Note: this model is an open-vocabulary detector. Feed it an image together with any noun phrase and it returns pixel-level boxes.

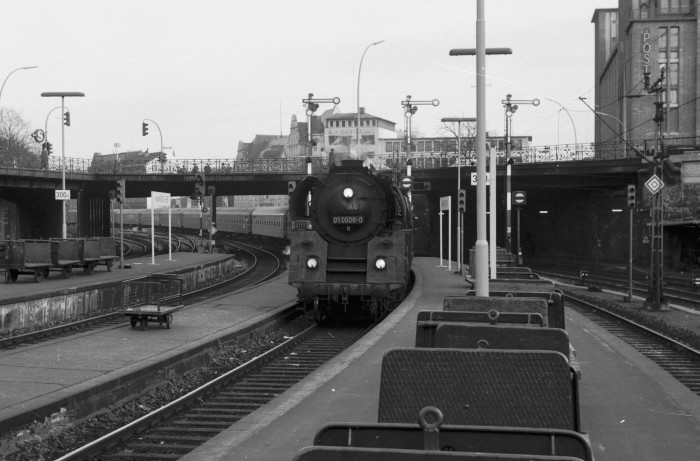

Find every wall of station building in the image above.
[593,5,699,152]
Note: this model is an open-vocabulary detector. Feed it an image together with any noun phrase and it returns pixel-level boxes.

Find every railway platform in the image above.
[181,257,700,461]
[0,259,298,433]
[0,251,230,305]
[0,251,243,334]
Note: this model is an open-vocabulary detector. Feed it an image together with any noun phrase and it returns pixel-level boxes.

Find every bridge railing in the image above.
[0,140,653,176]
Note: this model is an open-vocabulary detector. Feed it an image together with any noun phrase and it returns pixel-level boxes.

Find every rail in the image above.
[0,139,661,176]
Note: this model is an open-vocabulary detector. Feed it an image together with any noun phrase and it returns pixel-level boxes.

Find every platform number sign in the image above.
[513,191,526,206]
[470,172,490,186]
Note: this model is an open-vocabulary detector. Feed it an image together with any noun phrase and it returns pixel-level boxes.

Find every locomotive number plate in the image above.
[332,216,364,225]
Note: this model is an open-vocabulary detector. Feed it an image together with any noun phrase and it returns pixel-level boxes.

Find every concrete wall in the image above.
[0,255,239,333]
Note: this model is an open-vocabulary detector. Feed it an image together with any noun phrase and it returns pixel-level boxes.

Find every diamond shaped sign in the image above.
[645,174,664,194]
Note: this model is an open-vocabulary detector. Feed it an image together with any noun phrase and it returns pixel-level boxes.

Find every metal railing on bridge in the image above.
[0,139,655,176]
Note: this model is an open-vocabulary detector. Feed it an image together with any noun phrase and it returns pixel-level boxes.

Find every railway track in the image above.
[53,324,368,461]
[566,293,700,395]
[534,265,700,310]
[0,243,278,349]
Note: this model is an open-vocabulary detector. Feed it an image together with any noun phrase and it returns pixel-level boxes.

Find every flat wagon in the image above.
[120,274,184,330]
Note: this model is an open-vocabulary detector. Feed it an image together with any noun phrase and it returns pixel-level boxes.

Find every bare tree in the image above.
[0,108,33,155]
[438,119,478,163]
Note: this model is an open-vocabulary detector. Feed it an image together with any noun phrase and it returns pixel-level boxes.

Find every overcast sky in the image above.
[1,0,618,159]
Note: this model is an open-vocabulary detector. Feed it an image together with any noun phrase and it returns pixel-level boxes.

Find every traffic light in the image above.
[458,189,467,213]
[158,152,166,163]
[662,158,682,185]
[626,184,636,209]
[288,180,296,195]
[116,179,126,204]
[142,121,149,136]
[194,172,206,199]
[46,142,53,155]
[63,111,70,126]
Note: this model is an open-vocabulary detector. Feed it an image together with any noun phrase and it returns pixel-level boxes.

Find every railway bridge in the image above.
[1,147,698,269]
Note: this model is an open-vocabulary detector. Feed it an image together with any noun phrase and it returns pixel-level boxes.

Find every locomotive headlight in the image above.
[343,187,354,199]
[375,257,387,270]
[306,257,319,269]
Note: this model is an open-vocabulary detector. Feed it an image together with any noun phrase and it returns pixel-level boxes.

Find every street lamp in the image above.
[356,40,384,158]
[41,91,85,239]
[450,0,512,296]
[502,94,539,255]
[441,117,476,276]
[0,66,38,151]
[142,118,164,172]
[542,98,578,151]
[0,66,38,107]
[593,109,625,144]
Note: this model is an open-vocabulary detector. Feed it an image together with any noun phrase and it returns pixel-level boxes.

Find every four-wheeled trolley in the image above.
[49,238,82,278]
[120,274,184,330]
[3,240,52,283]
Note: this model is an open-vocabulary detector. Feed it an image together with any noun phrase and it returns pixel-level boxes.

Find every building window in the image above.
[385,142,394,152]
[659,0,693,15]
[659,26,680,132]
[424,140,432,152]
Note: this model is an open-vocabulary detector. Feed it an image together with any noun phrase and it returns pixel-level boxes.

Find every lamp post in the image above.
[0,66,38,107]
[142,118,164,172]
[542,98,577,156]
[1,66,38,151]
[356,40,384,158]
[41,91,85,239]
[594,110,625,144]
[450,1,512,296]
[441,117,476,276]
[502,94,539,255]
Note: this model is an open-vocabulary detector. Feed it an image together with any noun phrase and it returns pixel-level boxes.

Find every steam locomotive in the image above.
[287,159,413,322]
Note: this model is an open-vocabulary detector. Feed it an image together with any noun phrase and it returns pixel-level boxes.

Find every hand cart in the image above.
[4,240,52,283]
[120,273,184,330]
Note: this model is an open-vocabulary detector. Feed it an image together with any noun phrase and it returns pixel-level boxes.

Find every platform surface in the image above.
[0,255,297,429]
[181,257,700,461]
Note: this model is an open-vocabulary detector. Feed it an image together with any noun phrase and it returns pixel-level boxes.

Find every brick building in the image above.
[592,1,699,152]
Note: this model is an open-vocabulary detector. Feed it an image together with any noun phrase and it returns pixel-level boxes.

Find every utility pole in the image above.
[643,67,668,311]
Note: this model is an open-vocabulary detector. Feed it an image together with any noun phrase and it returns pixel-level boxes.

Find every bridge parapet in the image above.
[0,139,664,176]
